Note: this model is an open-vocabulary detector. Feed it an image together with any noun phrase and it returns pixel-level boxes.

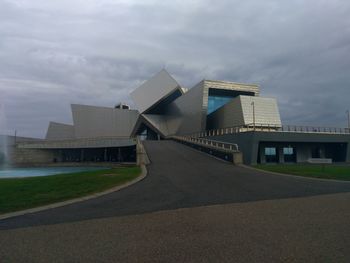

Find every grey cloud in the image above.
[0,0,349,137]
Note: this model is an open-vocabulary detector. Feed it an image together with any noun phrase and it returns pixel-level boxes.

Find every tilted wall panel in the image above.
[130,69,181,113]
[240,96,281,126]
[207,97,244,129]
[45,122,75,140]
[166,81,206,135]
[207,96,281,129]
[72,104,139,138]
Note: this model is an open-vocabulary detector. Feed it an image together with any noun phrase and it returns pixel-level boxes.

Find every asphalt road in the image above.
[1,140,350,230]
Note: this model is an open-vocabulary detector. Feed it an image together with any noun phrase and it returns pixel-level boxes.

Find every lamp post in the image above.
[251,101,255,130]
[347,110,350,132]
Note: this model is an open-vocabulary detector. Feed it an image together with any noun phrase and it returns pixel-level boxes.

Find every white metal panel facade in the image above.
[130,69,181,113]
[71,104,139,138]
[207,95,281,129]
[241,96,281,127]
[166,81,207,135]
[45,122,75,140]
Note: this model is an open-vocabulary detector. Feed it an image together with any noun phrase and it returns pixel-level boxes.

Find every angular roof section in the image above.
[131,113,183,138]
[45,122,75,140]
[71,104,139,139]
[203,80,260,96]
[130,69,183,114]
[131,114,167,138]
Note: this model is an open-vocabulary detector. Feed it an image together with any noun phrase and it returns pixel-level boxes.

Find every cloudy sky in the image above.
[0,0,349,138]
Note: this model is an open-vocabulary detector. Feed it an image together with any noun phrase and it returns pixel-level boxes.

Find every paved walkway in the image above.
[1,140,350,230]
[1,193,350,262]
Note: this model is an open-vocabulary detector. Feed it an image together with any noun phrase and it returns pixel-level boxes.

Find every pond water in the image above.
[0,167,107,179]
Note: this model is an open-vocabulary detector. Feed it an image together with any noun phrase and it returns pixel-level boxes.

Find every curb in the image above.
[0,165,148,221]
[240,164,350,183]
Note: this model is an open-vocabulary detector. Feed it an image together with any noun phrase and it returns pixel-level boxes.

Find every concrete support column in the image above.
[80,149,84,162]
[250,142,259,165]
[346,144,350,163]
[278,147,284,163]
[118,148,122,162]
[104,148,107,162]
[59,149,63,162]
[319,146,326,158]
[259,146,266,164]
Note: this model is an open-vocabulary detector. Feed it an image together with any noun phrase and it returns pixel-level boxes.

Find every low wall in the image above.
[6,145,138,167]
[9,147,58,165]
[172,138,243,165]
[10,162,137,168]
[136,139,150,165]
[208,131,350,165]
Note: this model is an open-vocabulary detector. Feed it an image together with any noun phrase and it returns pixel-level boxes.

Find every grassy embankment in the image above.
[254,164,350,181]
[0,166,141,214]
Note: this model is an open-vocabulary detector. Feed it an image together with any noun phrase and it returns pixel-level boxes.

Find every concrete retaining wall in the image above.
[7,145,139,167]
[209,131,350,165]
[9,147,58,165]
[173,139,243,165]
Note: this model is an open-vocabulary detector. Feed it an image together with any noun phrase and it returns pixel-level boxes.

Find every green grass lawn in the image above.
[0,166,141,214]
[254,164,350,181]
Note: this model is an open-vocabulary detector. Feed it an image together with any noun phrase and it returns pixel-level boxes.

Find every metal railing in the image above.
[188,124,350,138]
[172,136,239,152]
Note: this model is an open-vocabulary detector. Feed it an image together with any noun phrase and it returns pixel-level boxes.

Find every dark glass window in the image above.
[265,147,278,163]
[207,88,255,115]
[311,147,321,158]
[207,96,233,114]
[283,147,293,155]
[283,147,296,162]
[265,147,276,156]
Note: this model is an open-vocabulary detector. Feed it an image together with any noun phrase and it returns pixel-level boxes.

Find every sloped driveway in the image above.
[1,140,350,230]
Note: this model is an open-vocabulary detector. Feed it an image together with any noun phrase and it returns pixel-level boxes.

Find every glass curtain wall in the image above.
[207,96,234,114]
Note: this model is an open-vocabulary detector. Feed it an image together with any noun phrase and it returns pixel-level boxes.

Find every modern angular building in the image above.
[6,69,350,166]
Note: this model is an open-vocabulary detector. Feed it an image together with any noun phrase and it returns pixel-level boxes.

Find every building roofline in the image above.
[70,103,139,112]
[203,79,259,87]
[48,121,73,127]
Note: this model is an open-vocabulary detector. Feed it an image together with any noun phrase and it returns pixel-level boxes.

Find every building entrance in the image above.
[136,124,161,140]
